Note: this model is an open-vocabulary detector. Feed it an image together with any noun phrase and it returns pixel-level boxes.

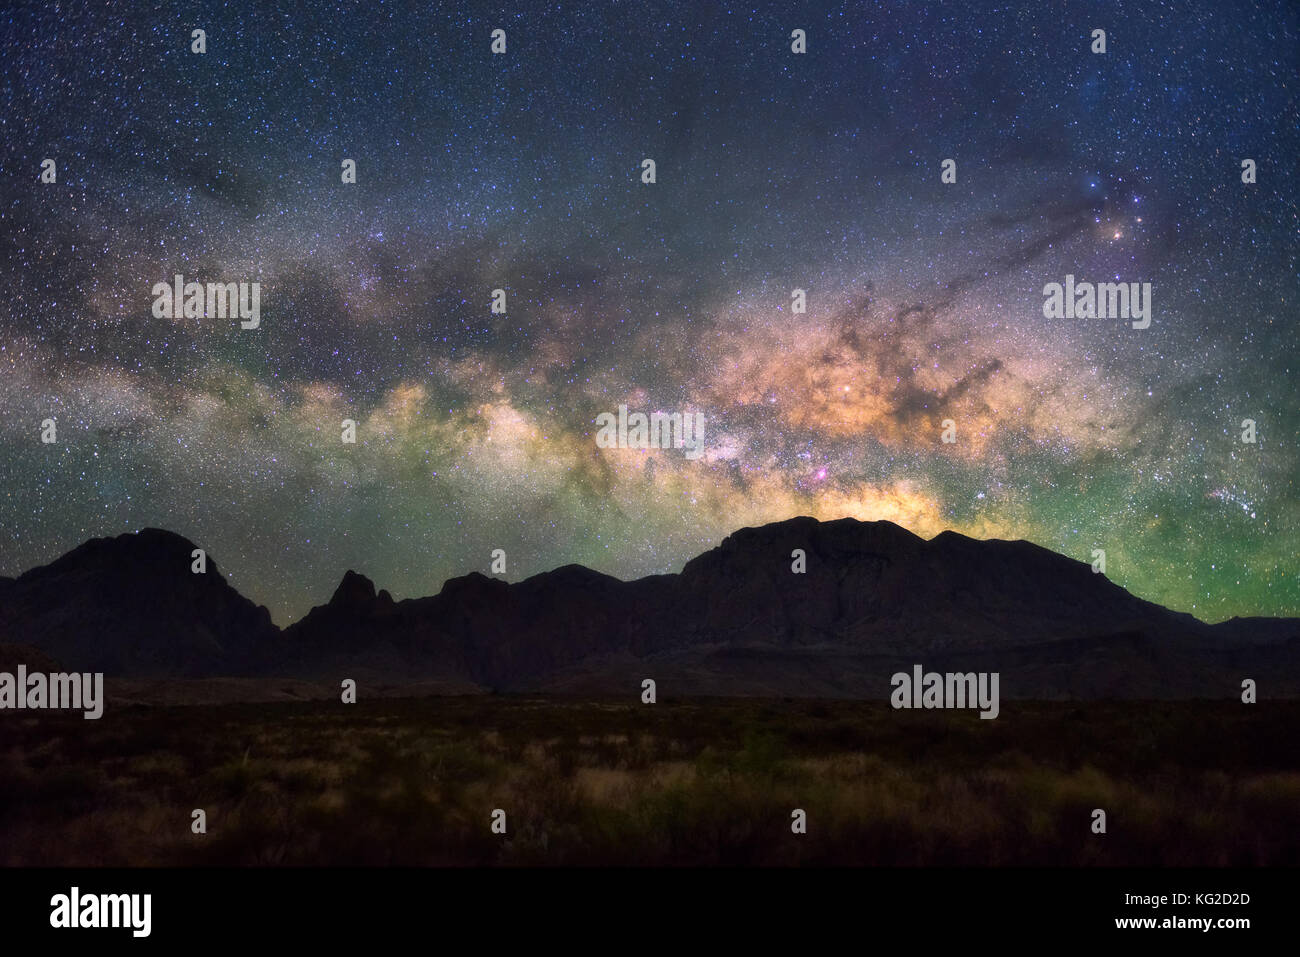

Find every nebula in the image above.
[0,1,1295,625]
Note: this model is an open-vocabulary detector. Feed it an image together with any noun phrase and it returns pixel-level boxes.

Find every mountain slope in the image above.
[0,528,277,676]
[3,518,1297,697]
[280,516,1299,696]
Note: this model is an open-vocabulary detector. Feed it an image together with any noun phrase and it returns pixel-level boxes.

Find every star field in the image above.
[1,0,1296,624]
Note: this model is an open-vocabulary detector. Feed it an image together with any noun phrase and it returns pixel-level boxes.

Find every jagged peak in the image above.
[329,569,377,606]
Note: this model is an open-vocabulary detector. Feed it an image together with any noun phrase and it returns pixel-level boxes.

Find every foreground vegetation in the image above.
[2,696,1298,865]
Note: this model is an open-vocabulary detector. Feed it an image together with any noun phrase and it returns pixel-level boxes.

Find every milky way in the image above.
[1,1,1295,624]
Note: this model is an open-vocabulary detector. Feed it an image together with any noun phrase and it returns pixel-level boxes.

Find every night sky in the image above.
[1,1,1295,625]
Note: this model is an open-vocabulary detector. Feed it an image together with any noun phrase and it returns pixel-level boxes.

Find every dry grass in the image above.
[1,696,1297,865]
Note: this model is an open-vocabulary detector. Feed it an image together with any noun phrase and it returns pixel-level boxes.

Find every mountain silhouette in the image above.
[0,528,276,677]
[2,518,1298,697]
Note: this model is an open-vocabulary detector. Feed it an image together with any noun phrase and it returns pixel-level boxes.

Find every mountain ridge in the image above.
[2,519,1297,697]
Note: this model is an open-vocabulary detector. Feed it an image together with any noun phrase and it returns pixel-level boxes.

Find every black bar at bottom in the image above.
[0,867,1280,944]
